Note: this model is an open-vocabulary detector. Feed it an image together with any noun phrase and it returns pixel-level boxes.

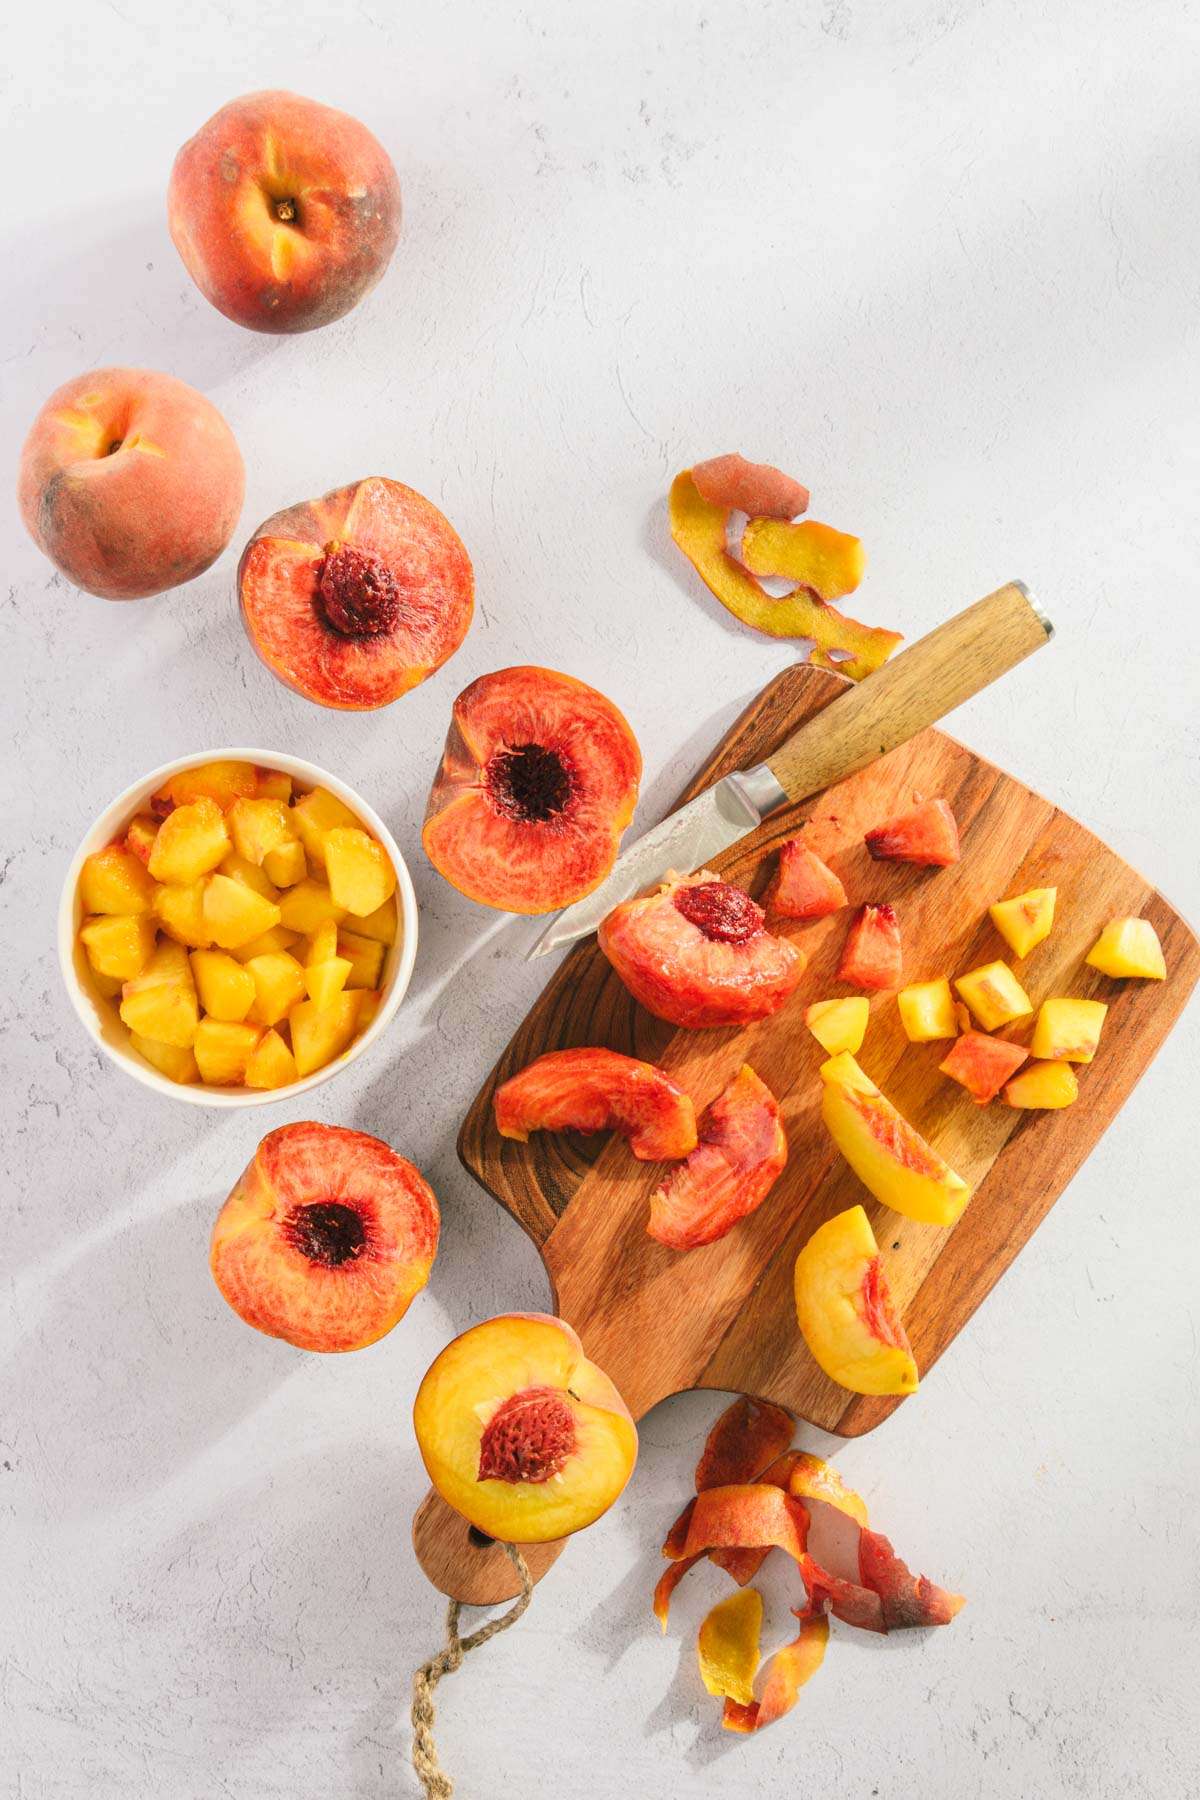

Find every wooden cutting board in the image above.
[424,661,1198,1598]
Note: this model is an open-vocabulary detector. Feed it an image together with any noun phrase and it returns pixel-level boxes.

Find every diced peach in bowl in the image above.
[58,750,417,1106]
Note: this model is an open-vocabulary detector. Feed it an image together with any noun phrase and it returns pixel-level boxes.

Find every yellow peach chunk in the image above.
[193,1019,261,1086]
[124,814,160,866]
[80,913,156,981]
[80,845,156,915]
[290,786,358,869]
[218,852,280,901]
[896,978,957,1043]
[189,949,256,1022]
[805,996,868,1056]
[307,919,339,965]
[227,797,293,866]
[277,880,346,936]
[1085,917,1166,980]
[954,961,1033,1032]
[231,925,299,962]
[244,951,307,1027]
[344,894,398,945]
[355,989,383,1033]
[244,1028,299,1090]
[323,827,396,917]
[119,941,199,1047]
[153,879,214,949]
[338,928,385,989]
[129,1032,199,1085]
[202,874,282,950]
[989,886,1056,959]
[253,768,292,802]
[1004,1060,1079,1109]
[289,990,362,1077]
[148,797,230,885]
[1030,997,1107,1064]
[262,838,306,888]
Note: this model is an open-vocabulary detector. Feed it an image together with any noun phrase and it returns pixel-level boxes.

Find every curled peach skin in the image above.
[494,1047,696,1160]
[413,1313,637,1543]
[18,367,244,600]
[722,1605,829,1733]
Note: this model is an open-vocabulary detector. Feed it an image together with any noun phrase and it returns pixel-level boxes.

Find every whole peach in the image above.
[18,367,244,600]
[168,90,401,333]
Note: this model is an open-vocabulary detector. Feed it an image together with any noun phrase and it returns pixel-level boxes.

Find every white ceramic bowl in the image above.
[58,748,418,1108]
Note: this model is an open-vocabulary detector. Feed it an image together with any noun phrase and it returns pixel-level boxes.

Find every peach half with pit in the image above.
[413,1314,637,1543]
[793,1204,918,1396]
[494,1047,697,1161]
[599,871,804,1028]
[239,478,473,710]
[211,1121,438,1350]
[18,367,243,600]
[423,666,642,914]
[168,90,401,334]
[820,1052,971,1226]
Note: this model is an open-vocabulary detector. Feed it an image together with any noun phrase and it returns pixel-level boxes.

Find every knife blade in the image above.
[528,579,1052,960]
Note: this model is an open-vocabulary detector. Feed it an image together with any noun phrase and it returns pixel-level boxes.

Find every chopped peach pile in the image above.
[413,1313,637,1543]
[75,759,398,1090]
[653,1396,964,1734]
[820,1052,971,1226]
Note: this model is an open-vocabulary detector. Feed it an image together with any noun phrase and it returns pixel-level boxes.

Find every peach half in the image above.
[168,90,401,333]
[494,1047,697,1160]
[423,667,642,913]
[599,871,804,1028]
[793,1204,918,1396]
[648,1065,787,1250]
[239,478,473,709]
[820,1052,971,1226]
[413,1314,637,1543]
[210,1122,438,1351]
[18,367,243,599]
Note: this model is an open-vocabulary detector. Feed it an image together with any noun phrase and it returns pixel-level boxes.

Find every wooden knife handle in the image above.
[766,581,1052,805]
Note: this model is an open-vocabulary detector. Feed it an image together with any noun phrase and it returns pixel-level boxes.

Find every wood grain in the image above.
[425,662,1198,1595]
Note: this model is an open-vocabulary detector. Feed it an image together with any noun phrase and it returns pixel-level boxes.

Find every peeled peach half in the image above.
[413,1313,637,1543]
[770,841,847,920]
[239,478,473,709]
[599,871,804,1028]
[168,90,401,333]
[18,367,244,600]
[494,1047,697,1160]
[648,1065,787,1250]
[210,1122,439,1351]
[820,1052,971,1226]
[793,1204,918,1396]
[423,666,641,913]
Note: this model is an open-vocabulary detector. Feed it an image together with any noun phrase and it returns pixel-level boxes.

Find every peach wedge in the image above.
[820,1052,971,1226]
[413,1313,637,1543]
[794,1205,918,1396]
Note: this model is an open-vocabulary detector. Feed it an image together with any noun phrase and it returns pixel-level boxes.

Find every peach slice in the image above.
[648,1065,787,1250]
[837,903,902,992]
[423,666,641,914]
[262,839,306,888]
[769,840,847,920]
[1085,917,1166,980]
[290,786,358,867]
[202,874,282,950]
[939,1030,1028,1104]
[721,1606,829,1734]
[896,978,957,1043]
[18,367,243,600]
[954,960,1033,1031]
[168,90,401,334]
[820,1053,971,1226]
[865,798,960,867]
[211,1121,438,1350]
[413,1313,636,1543]
[698,1588,763,1706]
[125,814,160,866]
[337,929,385,990]
[805,997,869,1057]
[289,991,362,1077]
[227,797,294,866]
[119,941,199,1048]
[1004,1061,1079,1109]
[989,886,1057,958]
[80,846,156,915]
[1030,997,1107,1063]
[153,881,214,950]
[793,1204,919,1396]
[277,879,346,935]
[494,1048,697,1161]
[599,871,804,1028]
[239,478,474,710]
[245,953,307,1026]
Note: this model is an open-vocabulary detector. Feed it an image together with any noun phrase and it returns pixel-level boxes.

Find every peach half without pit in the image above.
[413,1314,637,1543]
[422,666,642,913]
[494,1047,697,1160]
[18,367,244,600]
[599,870,805,1028]
[168,90,401,334]
[211,1121,439,1351]
[239,478,473,709]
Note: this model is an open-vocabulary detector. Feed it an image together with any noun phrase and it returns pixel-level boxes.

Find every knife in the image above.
[529,581,1052,959]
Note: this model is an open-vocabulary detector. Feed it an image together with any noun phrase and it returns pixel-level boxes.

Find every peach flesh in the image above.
[18,367,244,599]
[168,90,401,333]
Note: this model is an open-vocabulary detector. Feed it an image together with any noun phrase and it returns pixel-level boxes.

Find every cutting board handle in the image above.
[766,580,1051,804]
[412,1488,569,1602]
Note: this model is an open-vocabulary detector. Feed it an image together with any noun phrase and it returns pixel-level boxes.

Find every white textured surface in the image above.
[3,2,1199,1795]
